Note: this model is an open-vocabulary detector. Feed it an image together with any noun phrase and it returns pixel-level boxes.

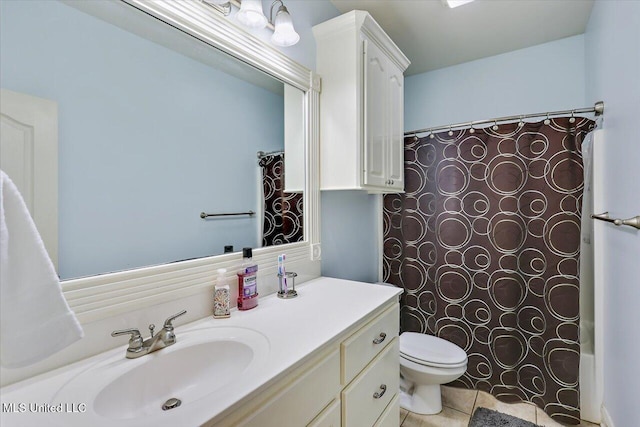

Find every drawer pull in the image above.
[373,384,387,399]
[372,332,387,345]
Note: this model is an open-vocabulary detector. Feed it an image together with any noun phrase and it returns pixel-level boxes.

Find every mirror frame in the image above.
[61,0,321,324]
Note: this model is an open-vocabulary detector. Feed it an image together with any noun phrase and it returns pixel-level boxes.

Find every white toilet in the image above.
[399,332,468,415]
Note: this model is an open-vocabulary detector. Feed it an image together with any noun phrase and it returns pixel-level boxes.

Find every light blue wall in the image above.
[585,1,640,425]
[405,35,586,132]
[321,191,381,282]
[1,0,284,279]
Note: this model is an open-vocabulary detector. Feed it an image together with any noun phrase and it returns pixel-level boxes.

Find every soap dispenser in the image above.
[213,268,230,318]
[237,247,258,310]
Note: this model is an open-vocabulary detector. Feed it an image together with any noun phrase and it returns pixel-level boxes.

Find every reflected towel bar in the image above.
[591,212,640,230]
[200,211,255,219]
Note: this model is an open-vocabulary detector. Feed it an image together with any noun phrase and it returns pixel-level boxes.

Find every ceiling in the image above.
[329,0,594,76]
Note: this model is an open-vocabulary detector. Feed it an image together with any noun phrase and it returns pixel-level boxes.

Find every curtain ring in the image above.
[429,131,435,139]
[448,126,453,137]
[544,113,551,125]
[412,133,419,142]
[469,124,475,134]
[492,120,498,131]
[569,110,576,123]
[518,115,524,128]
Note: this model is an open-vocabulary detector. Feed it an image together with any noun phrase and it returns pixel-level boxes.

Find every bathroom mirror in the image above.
[1,0,308,280]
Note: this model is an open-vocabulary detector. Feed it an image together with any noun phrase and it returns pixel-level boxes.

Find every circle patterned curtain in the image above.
[259,154,303,247]
[383,117,595,425]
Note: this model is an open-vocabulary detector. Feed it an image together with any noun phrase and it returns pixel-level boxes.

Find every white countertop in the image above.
[0,277,402,427]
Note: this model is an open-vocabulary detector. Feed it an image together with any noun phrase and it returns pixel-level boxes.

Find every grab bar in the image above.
[591,212,640,230]
[200,210,255,219]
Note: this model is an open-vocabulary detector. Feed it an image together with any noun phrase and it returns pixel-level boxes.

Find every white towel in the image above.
[0,170,83,368]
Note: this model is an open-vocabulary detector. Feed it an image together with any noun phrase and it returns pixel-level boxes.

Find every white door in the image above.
[1,88,59,269]
[387,62,404,191]
[363,38,388,188]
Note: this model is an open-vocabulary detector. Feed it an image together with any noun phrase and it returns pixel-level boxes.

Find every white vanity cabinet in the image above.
[313,11,410,193]
[213,302,400,427]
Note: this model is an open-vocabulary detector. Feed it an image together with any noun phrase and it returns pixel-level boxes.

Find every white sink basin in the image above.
[51,326,269,425]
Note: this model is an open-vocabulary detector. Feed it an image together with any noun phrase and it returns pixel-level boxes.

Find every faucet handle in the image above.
[111,328,143,349]
[163,310,187,329]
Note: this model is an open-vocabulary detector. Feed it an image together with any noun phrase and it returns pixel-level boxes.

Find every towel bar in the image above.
[200,211,255,219]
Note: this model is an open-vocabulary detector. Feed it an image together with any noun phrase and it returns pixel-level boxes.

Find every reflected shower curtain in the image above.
[383,118,595,424]
[259,153,303,246]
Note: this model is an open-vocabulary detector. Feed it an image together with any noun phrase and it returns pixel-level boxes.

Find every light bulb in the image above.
[271,6,299,47]
[236,0,267,29]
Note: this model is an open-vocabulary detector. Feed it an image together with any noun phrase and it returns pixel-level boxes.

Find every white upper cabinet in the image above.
[313,11,410,193]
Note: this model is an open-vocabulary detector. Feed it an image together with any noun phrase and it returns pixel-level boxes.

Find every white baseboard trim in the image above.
[601,405,614,427]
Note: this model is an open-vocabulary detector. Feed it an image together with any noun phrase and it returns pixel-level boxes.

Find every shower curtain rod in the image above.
[257,149,284,159]
[404,101,605,137]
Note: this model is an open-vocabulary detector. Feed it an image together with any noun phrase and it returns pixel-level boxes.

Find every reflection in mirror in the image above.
[0,0,305,280]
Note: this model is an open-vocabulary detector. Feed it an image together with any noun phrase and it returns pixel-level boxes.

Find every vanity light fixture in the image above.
[443,0,476,8]
[201,0,300,47]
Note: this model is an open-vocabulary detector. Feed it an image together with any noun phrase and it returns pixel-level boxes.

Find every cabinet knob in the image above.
[372,332,387,345]
[373,384,387,399]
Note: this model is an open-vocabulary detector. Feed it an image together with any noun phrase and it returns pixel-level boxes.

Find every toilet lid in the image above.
[400,332,467,367]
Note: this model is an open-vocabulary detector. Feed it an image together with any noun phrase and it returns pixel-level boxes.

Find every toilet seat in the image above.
[400,332,467,368]
[400,352,467,369]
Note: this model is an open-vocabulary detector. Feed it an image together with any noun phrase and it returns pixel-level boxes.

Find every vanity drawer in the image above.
[341,303,399,384]
[342,338,399,427]
[374,394,399,427]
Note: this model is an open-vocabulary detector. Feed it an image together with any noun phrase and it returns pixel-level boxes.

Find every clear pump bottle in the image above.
[213,268,230,318]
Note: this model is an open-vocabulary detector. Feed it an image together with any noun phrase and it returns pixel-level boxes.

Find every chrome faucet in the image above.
[111,310,187,359]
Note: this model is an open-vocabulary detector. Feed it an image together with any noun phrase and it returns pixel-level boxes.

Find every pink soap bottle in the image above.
[237,247,258,310]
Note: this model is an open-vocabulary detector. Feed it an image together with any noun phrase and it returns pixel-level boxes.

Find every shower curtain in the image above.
[383,117,595,424]
[259,153,303,246]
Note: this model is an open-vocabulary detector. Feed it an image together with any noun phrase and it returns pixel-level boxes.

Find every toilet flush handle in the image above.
[372,332,387,345]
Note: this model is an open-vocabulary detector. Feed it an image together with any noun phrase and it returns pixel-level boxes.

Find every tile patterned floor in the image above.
[399,386,600,427]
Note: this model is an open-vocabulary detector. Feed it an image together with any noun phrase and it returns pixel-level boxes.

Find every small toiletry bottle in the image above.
[213,268,230,318]
[237,247,259,310]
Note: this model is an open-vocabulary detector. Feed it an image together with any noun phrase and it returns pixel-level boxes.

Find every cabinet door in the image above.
[308,399,341,427]
[235,350,341,427]
[387,62,404,191]
[363,38,388,188]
